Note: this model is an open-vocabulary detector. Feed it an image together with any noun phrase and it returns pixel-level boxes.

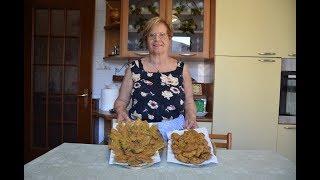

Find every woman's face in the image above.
[147,23,171,55]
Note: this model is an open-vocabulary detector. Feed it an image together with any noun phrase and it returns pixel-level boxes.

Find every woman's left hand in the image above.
[184,119,198,129]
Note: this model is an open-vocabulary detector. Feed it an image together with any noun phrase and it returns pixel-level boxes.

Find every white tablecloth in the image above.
[24,143,296,180]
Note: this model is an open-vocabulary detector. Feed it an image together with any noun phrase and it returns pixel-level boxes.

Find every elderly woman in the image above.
[113,17,197,139]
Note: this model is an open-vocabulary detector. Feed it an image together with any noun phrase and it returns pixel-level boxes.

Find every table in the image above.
[24,143,296,180]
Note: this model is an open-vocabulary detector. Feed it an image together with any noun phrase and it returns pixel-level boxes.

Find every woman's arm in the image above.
[182,63,198,129]
[113,66,133,122]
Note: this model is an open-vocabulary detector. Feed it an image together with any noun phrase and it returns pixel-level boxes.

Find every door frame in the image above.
[24,0,95,163]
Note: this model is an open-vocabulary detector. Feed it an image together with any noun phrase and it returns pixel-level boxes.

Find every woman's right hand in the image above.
[116,110,132,122]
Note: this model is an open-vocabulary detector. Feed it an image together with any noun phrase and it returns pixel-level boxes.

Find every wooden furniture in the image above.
[104,0,212,59]
[92,109,116,144]
[209,133,232,149]
[194,83,213,133]
[104,0,121,58]
[24,0,95,163]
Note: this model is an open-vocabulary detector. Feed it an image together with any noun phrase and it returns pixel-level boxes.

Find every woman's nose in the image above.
[154,35,161,41]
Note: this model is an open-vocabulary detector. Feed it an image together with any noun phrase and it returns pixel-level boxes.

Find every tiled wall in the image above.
[92,0,213,142]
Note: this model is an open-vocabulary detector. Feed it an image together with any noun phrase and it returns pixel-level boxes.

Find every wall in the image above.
[92,0,212,143]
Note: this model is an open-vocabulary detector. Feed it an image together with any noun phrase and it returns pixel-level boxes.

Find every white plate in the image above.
[109,122,162,168]
[109,150,161,169]
[196,111,208,117]
[166,127,218,167]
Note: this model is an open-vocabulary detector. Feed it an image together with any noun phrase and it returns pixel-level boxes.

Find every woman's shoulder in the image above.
[168,57,184,67]
[129,59,143,69]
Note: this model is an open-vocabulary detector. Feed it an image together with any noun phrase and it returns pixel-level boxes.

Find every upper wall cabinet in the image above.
[215,0,296,58]
[119,0,211,59]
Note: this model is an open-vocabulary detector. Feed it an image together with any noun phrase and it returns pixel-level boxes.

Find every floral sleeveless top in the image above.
[128,59,185,122]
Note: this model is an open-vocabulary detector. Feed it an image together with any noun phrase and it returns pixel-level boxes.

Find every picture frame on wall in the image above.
[192,83,203,95]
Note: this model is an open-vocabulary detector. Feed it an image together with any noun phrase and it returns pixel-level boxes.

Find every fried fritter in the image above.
[109,119,165,166]
[170,129,212,165]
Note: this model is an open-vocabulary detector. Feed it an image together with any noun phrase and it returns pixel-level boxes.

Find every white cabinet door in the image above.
[212,56,281,150]
[277,124,296,163]
[215,0,296,58]
[198,122,212,133]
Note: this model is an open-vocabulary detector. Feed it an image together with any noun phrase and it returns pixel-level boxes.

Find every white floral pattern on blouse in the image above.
[132,72,141,82]
[131,110,142,119]
[160,74,179,86]
[128,60,185,122]
[147,100,159,109]
[162,90,173,100]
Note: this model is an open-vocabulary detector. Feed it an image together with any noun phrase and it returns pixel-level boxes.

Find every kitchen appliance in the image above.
[213,56,281,150]
[211,0,293,150]
[279,59,296,124]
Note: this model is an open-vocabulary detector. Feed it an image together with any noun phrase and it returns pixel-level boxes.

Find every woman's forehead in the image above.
[150,23,168,33]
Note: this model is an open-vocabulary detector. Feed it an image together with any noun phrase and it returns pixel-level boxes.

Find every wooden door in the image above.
[24,0,95,163]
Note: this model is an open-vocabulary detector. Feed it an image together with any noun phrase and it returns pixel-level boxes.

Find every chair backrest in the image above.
[209,133,232,149]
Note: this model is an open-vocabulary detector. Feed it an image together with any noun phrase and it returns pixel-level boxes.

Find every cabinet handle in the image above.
[134,52,149,56]
[179,53,196,56]
[288,53,296,57]
[284,126,296,129]
[258,52,276,55]
[258,59,275,62]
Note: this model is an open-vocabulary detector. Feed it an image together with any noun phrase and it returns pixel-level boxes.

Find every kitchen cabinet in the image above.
[118,0,211,59]
[276,124,296,163]
[104,0,121,58]
[212,56,281,150]
[215,0,296,58]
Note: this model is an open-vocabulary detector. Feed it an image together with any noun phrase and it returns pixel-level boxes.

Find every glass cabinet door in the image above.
[120,0,166,57]
[167,0,210,59]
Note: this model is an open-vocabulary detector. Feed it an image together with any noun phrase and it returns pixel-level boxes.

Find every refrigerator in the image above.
[211,0,287,150]
[212,56,281,150]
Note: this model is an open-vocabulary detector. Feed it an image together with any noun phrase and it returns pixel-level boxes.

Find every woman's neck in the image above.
[148,53,168,65]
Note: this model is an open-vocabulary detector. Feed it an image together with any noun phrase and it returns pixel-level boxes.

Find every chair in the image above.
[209,133,232,149]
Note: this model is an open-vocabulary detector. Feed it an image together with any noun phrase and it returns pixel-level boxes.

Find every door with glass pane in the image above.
[120,0,166,57]
[24,0,95,163]
[167,0,210,59]
[120,0,210,59]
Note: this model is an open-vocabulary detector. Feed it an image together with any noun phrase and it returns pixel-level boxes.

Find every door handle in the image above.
[258,59,275,62]
[77,89,89,108]
[284,126,296,129]
[257,52,276,55]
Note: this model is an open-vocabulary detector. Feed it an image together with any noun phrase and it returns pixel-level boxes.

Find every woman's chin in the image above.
[150,49,166,55]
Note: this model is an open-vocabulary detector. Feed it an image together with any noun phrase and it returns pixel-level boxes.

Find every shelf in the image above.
[172,12,204,16]
[173,30,203,34]
[196,112,213,122]
[103,56,127,61]
[194,95,207,99]
[129,13,156,16]
[104,23,120,30]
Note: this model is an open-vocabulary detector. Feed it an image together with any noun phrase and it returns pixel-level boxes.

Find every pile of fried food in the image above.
[171,129,212,165]
[109,119,165,166]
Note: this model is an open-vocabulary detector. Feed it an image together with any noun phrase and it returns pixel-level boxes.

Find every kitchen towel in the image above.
[157,115,185,141]
[100,87,119,111]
